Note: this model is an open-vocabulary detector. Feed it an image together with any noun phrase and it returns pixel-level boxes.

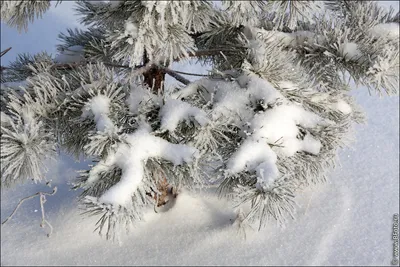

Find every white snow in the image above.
[211,84,251,124]
[330,99,353,115]
[170,82,201,100]
[226,139,279,186]
[169,73,326,184]
[246,73,283,105]
[159,99,209,132]
[340,42,362,62]
[1,2,399,265]
[86,126,199,206]
[126,84,161,115]
[81,94,114,132]
[124,18,138,45]
[249,104,327,157]
[369,23,400,39]
[54,45,85,64]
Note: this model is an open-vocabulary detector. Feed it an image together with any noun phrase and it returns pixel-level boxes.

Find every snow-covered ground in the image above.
[1,1,399,266]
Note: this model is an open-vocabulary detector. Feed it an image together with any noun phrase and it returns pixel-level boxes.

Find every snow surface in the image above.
[1,83,398,266]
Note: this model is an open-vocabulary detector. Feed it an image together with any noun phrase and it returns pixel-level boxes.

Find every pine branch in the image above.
[0,49,231,76]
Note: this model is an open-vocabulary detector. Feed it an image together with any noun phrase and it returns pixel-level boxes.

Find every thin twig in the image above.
[172,70,210,77]
[1,193,40,225]
[39,193,54,237]
[0,47,12,57]
[2,186,57,237]
[160,67,191,85]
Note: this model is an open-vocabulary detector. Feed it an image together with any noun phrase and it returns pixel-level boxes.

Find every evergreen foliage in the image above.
[1,0,398,241]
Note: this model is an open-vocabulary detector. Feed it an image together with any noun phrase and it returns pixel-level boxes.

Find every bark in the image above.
[143,64,166,93]
[142,51,166,93]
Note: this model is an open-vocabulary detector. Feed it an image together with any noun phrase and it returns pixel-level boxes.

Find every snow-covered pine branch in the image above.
[0,0,397,241]
[0,0,55,32]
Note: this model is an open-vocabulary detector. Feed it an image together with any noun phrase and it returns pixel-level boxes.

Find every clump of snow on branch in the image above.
[126,84,161,115]
[330,100,353,115]
[85,126,199,207]
[159,99,209,132]
[339,42,362,62]
[124,17,138,45]
[249,104,329,157]
[81,94,115,132]
[226,139,279,187]
[169,68,334,188]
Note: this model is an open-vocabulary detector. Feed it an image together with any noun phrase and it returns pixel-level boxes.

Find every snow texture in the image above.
[160,99,209,132]
[170,82,201,100]
[226,139,279,186]
[369,23,400,39]
[340,42,362,62]
[86,126,198,206]
[171,72,329,185]
[126,84,161,115]
[124,18,138,45]
[81,94,114,132]
[249,104,327,157]
[330,99,353,115]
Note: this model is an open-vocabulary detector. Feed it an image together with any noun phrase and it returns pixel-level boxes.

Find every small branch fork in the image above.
[1,186,58,237]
